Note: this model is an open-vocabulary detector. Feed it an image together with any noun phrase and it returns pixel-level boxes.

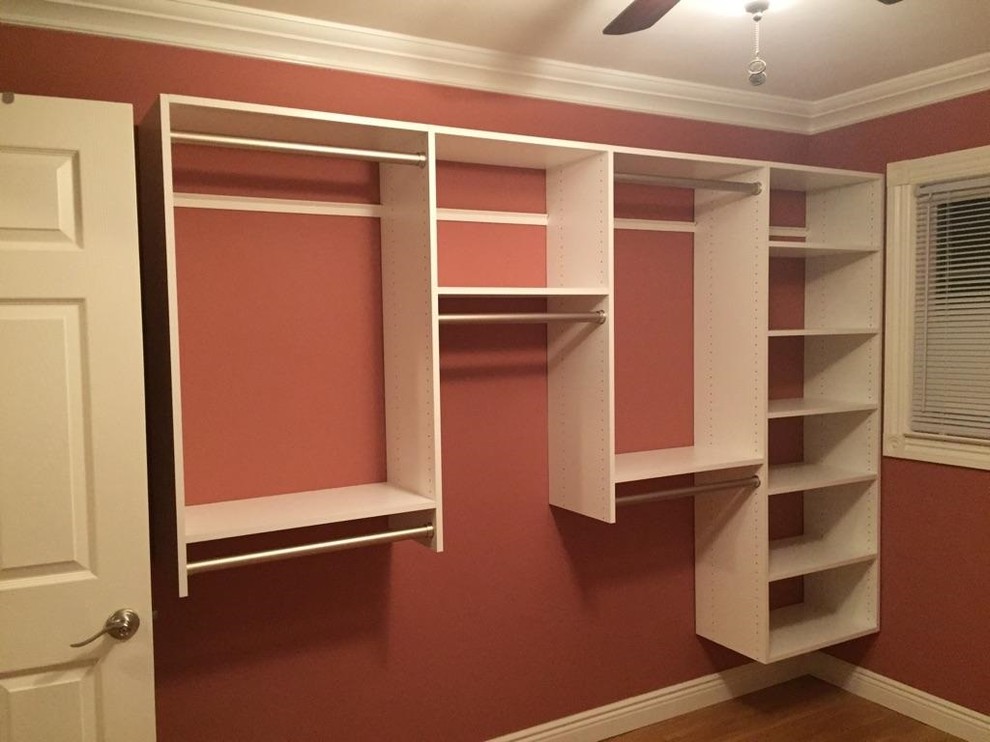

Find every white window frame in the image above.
[884,143,990,470]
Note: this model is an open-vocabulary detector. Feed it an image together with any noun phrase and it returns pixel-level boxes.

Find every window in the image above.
[885,144,990,470]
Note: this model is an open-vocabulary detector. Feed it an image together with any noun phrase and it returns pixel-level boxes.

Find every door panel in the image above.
[0,94,156,741]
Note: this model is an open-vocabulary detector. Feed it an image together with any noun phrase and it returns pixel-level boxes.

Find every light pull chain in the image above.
[746,1,769,86]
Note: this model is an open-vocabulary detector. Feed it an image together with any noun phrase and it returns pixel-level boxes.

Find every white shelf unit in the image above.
[763,166,883,661]
[611,152,767,497]
[691,164,883,662]
[139,95,442,596]
[433,132,615,522]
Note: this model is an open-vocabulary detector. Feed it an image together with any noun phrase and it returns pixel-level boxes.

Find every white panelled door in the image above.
[0,94,156,740]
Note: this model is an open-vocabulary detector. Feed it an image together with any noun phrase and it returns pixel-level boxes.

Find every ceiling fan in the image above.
[603,0,904,36]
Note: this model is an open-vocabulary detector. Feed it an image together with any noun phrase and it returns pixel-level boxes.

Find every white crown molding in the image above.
[3,0,990,135]
[808,52,990,134]
[811,653,990,742]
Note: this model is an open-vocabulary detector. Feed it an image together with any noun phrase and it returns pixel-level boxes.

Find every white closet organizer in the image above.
[139,95,442,596]
[139,93,882,664]
[611,152,767,506]
[433,132,614,523]
[695,165,883,662]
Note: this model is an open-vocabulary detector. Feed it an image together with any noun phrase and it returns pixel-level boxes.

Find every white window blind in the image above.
[912,176,990,440]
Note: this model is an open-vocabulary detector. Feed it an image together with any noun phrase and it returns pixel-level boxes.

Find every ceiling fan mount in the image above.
[603,0,904,37]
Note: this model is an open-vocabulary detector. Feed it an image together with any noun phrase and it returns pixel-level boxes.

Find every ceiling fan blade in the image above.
[603,0,681,35]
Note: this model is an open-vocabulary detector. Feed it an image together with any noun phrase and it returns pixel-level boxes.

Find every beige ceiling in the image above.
[209,0,990,101]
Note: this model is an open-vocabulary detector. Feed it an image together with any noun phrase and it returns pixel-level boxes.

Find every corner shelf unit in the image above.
[138,92,883,666]
[695,164,883,663]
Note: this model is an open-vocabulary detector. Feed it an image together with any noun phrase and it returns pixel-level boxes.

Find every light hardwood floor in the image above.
[608,676,961,741]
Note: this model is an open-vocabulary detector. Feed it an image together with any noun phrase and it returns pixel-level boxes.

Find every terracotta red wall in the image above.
[2,22,988,739]
[809,97,990,716]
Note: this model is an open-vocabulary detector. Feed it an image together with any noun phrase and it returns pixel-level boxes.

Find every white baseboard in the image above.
[809,652,990,742]
[489,656,812,742]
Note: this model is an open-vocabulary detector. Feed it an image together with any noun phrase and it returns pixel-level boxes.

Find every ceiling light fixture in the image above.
[745,0,769,86]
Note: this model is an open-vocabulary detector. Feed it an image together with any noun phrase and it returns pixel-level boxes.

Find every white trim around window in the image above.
[884,143,990,470]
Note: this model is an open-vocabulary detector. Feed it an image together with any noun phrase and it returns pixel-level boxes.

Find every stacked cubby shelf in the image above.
[139,93,882,665]
[761,167,883,661]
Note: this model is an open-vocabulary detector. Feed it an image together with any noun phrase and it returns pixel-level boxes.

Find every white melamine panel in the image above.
[437,208,548,226]
[806,179,884,247]
[803,411,879,477]
[768,561,878,662]
[695,475,768,661]
[438,287,607,298]
[767,398,877,418]
[547,295,613,521]
[769,537,875,580]
[693,168,767,459]
[0,664,97,742]
[768,462,876,495]
[434,131,604,170]
[769,481,878,580]
[0,150,79,247]
[768,241,876,258]
[768,166,880,193]
[805,253,882,331]
[0,304,90,579]
[613,149,761,184]
[804,334,881,405]
[167,95,428,158]
[546,152,611,290]
[768,328,878,337]
[614,446,764,482]
[380,141,443,548]
[185,484,436,542]
[614,218,696,233]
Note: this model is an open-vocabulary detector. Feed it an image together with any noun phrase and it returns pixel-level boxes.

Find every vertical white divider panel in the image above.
[546,151,614,521]
[138,96,191,597]
[693,167,768,660]
[693,168,767,456]
[380,133,443,548]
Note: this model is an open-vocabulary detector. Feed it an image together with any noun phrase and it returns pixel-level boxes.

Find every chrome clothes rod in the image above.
[614,172,762,195]
[439,311,606,325]
[616,475,760,507]
[171,131,428,167]
[186,524,434,575]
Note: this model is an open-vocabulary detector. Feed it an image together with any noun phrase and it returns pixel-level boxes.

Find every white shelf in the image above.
[436,207,548,226]
[769,536,876,581]
[768,463,875,495]
[185,483,436,543]
[614,446,763,483]
[768,602,878,662]
[614,218,696,233]
[438,286,608,298]
[769,240,878,258]
[767,398,877,418]
[768,327,879,337]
